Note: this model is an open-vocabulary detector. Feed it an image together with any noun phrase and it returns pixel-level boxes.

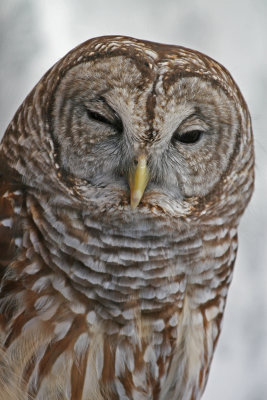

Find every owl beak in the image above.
[128,154,149,209]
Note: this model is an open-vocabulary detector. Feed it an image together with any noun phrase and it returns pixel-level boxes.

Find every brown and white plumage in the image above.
[0,36,254,399]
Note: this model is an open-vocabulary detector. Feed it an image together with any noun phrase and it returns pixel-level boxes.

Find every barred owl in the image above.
[0,36,254,400]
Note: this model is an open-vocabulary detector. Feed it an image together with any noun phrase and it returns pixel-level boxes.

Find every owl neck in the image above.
[22,189,205,320]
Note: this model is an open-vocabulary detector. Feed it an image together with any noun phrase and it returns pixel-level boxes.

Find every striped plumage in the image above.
[0,36,254,400]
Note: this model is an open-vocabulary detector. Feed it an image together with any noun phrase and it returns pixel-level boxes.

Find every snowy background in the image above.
[0,1,266,398]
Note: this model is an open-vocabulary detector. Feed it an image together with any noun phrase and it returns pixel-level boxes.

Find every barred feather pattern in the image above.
[0,36,254,400]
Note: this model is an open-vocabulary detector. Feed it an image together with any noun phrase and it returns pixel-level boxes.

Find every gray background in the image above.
[0,1,266,398]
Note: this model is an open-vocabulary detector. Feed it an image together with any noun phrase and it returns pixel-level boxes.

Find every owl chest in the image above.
[44,235,228,399]
[2,206,233,399]
[30,298,211,400]
[8,302,208,400]
[1,249,226,400]
[79,307,209,400]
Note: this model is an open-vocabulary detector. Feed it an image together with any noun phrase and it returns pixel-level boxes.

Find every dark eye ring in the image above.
[172,130,203,144]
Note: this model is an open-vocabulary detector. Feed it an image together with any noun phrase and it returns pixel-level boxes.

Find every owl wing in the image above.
[0,156,92,399]
[0,157,35,400]
[0,157,23,281]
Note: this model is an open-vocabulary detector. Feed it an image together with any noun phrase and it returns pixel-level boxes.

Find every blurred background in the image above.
[0,1,266,398]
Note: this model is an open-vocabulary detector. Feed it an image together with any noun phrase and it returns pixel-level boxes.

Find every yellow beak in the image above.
[128,154,149,209]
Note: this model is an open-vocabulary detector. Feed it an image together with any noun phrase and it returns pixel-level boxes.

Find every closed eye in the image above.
[86,104,123,134]
[87,109,112,126]
[87,109,112,125]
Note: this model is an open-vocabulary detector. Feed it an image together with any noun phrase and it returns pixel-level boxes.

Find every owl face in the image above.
[51,44,241,214]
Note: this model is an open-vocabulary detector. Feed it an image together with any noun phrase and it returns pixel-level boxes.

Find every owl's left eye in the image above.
[172,129,203,144]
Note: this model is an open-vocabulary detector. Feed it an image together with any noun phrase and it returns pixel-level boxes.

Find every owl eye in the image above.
[87,109,112,126]
[172,129,203,144]
[86,108,123,134]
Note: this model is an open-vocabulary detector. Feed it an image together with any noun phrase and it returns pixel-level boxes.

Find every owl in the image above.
[0,36,254,400]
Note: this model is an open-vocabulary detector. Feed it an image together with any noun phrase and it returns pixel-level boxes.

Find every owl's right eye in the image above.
[86,100,123,134]
[86,109,112,126]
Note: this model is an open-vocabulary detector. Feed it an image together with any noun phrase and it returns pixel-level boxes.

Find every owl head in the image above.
[1,36,254,221]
